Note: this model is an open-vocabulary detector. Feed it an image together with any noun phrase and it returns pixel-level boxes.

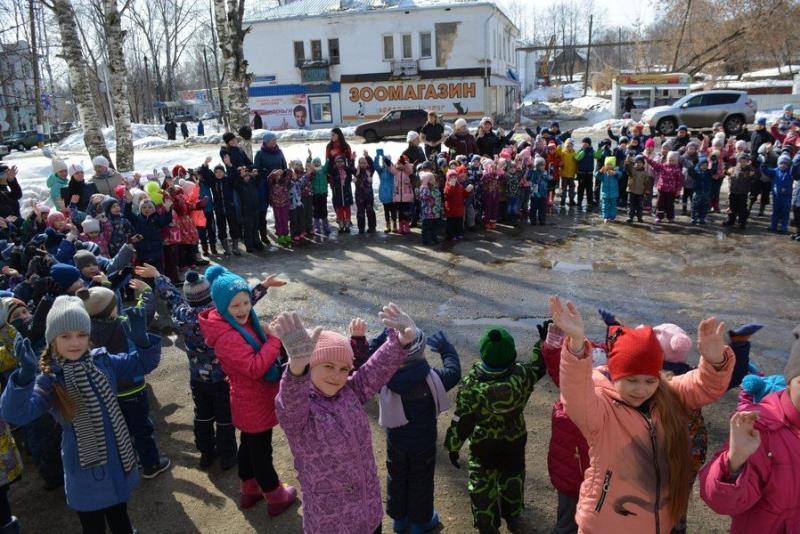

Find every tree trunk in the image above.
[47,0,110,161]
[102,0,134,171]
[671,0,692,71]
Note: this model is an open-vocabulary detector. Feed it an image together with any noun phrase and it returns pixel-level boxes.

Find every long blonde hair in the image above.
[39,344,76,420]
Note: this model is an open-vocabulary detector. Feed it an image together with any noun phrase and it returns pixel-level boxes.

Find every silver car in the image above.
[641,90,757,135]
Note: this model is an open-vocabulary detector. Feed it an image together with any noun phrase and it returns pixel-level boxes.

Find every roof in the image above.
[245,0,493,24]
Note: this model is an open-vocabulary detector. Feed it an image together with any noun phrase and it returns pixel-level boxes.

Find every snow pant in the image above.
[0,486,10,527]
[446,216,464,239]
[506,196,520,218]
[302,195,314,234]
[258,209,269,243]
[627,193,643,221]
[386,444,436,525]
[312,194,328,220]
[396,202,411,224]
[552,492,578,534]
[199,211,217,248]
[117,389,160,469]
[749,180,771,213]
[724,193,749,226]
[770,193,792,232]
[656,191,676,221]
[383,202,397,225]
[617,175,628,207]
[411,198,421,226]
[467,438,526,532]
[601,196,618,220]
[498,200,507,222]
[273,205,290,236]
[77,502,133,534]
[24,413,63,489]
[241,211,260,250]
[482,191,499,224]
[211,205,230,241]
[191,380,237,460]
[560,178,575,206]
[222,204,241,240]
[530,196,547,224]
[682,187,694,212]
[691,194,709,222]
[710,179,723,211]
[576,172,594,208]
[421,219,438,244]
[163,244,180,283]
[519,189,531,216]
[334,206,352,226]
[356,200,376,232]
[238,429,280,492]
[290,207,305,238]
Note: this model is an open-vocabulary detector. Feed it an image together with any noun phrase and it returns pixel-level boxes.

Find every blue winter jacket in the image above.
[0,335,161,512]
[123,204,172,263]
[253,145,287,208]
[596,170,620,198]
[760,162,799,198]
[373,156,395,205]
[688,164,716,199]
[575,146,595,174]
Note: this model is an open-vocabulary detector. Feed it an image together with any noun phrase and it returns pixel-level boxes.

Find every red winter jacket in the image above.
[444,181,466,217]
[198,308,282,433]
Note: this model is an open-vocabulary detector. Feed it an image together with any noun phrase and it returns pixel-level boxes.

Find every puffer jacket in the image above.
[443,181,466,217]
[596,170,620,199]
[47,173,69,206]
[558,146,578,178]
[559,340,734,534]
[390,162,414,204]
[123,204,171,263]
[199,308,282,433]
[644,157,684,194]
[275,330,407,534]
[700,389,800,533]
[374,157,394,205]
[760,163,799,198]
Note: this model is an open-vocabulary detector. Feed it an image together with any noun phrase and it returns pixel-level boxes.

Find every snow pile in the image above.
[742,66,800,79]
[522,96,612,124]
[58,124,169,152]
[523,82,591,104]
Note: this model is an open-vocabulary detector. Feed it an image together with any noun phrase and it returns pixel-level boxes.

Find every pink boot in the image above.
[240,478,262,509]
[263,483,298,517]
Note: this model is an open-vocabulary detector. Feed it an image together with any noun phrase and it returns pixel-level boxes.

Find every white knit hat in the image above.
[68,163,83,176]
[45,295,92,344]
[92,155,110,168]
[406,130,420,143]
[454,118,467,130]
[52,159,67,174]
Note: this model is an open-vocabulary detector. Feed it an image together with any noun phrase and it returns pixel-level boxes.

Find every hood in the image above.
[642,106,672,120]
[742,389,800,432]
[198,308,232,349]
[387,359,431,394]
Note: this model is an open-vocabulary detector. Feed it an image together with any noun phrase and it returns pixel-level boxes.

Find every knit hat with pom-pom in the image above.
[479,327,517,369]
[653,324,692,364]
[76,286,117,318]
[46,211,66,229]
[183,270,211,307]
[205,265,266,352]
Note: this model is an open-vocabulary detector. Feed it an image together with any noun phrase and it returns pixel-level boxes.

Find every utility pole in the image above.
[583,15,593,97]
[29,0,44,147]
[143,55,152,123]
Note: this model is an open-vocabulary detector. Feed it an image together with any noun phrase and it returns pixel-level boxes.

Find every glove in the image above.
[426,330,450,354]
[13,334,38,386]
[448,450,461,469]
[378,303,417,345]
[598,308,619,327]
[123,306,151,348]
[272,312,322,367]
[536,320,553,342]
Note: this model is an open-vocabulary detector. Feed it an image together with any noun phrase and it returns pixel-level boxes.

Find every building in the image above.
[0,41,36,134]
[243,0,520,130]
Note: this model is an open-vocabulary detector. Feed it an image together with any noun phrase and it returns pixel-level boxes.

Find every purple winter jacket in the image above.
[275,330,408,534]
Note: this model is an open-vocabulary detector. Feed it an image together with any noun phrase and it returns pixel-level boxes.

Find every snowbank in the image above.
[521,95,612,124]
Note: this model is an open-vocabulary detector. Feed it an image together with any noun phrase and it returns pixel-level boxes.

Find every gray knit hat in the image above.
[76,287,117,318]
[183,271,212,306]
[786,324,800,383]
[45,295,91,344]
[73,249,98,272]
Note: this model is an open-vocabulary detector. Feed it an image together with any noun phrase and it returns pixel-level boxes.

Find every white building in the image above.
[243,0,520,130]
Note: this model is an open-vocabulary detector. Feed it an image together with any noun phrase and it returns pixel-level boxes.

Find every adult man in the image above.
[293,105,307,128]
[420,111,445,158]
[252,110,263,130]
[164,118,177,140]
[623,92,636,114]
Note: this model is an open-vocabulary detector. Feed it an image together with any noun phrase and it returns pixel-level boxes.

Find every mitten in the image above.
[123,306,150,348]
[13,334,38,386]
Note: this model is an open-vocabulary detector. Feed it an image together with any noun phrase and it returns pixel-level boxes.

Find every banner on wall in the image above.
[341,78,484,121]
[249,94,310,130]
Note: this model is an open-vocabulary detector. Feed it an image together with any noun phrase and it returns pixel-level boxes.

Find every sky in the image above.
[499,0,657,30]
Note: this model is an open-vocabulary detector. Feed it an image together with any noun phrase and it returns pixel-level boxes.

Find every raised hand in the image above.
[697,317,726,364]
[536,320,553,343]
[13,334,38,386]
[549,296,585,342]
[271,312,322,366]
[349,318,367,338]
[728,411,761,474]
[129,278,150,294]
[134,263,160,279]
[261,274,288,289]
[124,305,150,348]
[426,330,450,353]
[378,303,417,345]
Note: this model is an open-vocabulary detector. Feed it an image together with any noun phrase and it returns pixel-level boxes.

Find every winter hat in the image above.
[102,196,120,216]
[183,271,212,307]
[406,130,420,143]
[204,265,267,352]
[68,163,84,176]
[50,263,81,292]
[742,374,787,403]
[653,324,692,364]
[0,299,8,328]
[734,140,747,151]
[666,151,680,165]
[734,152,750,162]
[404,328,427,361]
[92,155,110,168]
[309,330,354,369]
[46,211,66,228]
[619,136,629,144]
[73,249,98,272]
[81,215,100,234]
[644,138,655,149]
[534,156,546,168]
[172,165,186,178]
[76,286,117,318]
[52,159,68,174]
[784,103,794,112]
[606,325,664,381]
[634,154,645,163]
[604,156,617,168]
[454,118,467,130]
[311,157,322,167]
[471,154,481,162]
[581,137,592,145]
[45,295,91,344]
[446,169,458,180]
[778,154,791,166]
[419,171,434,187]
[3,297,27,323]
[479,327,517,369]
[757,117,767,126]
[677,124,688,132]
[785,325,800,383]
[263,132,277,143]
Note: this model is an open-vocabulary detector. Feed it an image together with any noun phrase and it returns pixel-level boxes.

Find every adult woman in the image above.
[475,117,514,158]
[444,119,478,157]
[420,111,445,158]
[61,164,99,212]
[325,128,353,165]
[253,132,287,246]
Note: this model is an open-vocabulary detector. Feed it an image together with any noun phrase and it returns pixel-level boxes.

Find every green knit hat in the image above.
[479,328,517,368]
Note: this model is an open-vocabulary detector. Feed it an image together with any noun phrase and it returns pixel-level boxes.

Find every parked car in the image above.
[200,111,219,121]
[172,112,197,122]
[2,131,39,151]
[641,90,757,135]
[355,109,428,142]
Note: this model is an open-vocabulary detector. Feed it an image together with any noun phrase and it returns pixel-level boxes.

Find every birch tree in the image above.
[101,0,134,171]
[42,0,110,161]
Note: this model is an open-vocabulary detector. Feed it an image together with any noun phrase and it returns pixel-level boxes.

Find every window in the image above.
[293,41,305,66]
[420,32,432,58]
[402,34,412,59]
[703,93,740,106]
[328,38,340,65]
[311,40,322,61]
[308,95,332,124]
[384,111,401,121]
[383,35,394,60]
[682,95,704,108]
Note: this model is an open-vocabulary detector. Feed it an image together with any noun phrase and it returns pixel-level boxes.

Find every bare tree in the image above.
[100,0,134,170]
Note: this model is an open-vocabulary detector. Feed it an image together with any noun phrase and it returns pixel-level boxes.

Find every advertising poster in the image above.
[249,94,310,130]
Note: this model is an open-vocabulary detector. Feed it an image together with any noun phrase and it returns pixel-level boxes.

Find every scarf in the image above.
[378,369,451,428]
[60,355,137,471]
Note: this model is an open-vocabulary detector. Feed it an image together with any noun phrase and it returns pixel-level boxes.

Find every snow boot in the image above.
[201,242,210,256]
[222,239,231,257]
[240,479,262,509]
[231,239,242,256]
[392,220,399,233]
[194,246,210,266]
[409,511,440,534]
[263,483,297,517]
[210,242,218,255]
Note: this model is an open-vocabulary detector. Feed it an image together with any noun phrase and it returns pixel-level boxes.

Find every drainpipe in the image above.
[483,10,495,118]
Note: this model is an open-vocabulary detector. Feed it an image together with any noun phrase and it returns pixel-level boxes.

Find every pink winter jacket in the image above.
[198,308,282,433]
[559,339,734,534]
[275,330,407,534]
[389,162,414,204]
[699,389,800,533]
[644,157,684,194]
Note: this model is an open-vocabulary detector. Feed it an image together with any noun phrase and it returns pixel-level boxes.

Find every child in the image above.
[389,155,415,234]
[444,168,467,240]
[198,265,296,517]
[1,295,160,533]
[465,156,483,230]
[699,325,800,532]
[374,149,396,233]
[575,138,595,209]
[481,160,500,230]
[504,161,522,224]
[596,156,621,223]
[328,155,355,233]
[301,160,314,238]
[272,304,417,533]
[624,154,650,223]
[793,166,800,240]
[558,138,578,207]
[354,152,377,234]
[237,167,264,251]
[687,156,715,225]
[645,151,684,223]
[528,157,550,225]
[680,142,700,216]
[759,153,798,233]
[288,161,306,244]
[102,196,134,257]
[550,295,734,533]
[124,196,172,273]
[444,326,546,533]
[545,142,562,207]
[418,171,440,245]
[308,157,331,238]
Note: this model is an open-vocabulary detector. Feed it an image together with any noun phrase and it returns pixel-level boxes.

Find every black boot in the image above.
[231,239,242,256]
[209,242,218,255]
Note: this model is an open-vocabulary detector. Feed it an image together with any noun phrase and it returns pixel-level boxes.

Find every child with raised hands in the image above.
[273,304,418,534]
[550,296,735,533]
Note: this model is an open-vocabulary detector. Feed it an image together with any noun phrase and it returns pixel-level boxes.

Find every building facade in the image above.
[0,41,36,134]
[243,0,520,130]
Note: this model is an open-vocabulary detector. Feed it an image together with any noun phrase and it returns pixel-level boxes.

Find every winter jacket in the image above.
[310,161,330,196]
[199,165,234,216]
[0,179,22,219]
[444,181,466,217]
[268,172,291,209]
[236,176,261,214]
[254,145,287,208]
[558,146,578,178]
[275,330,408,534]
[760,163,799,198]
[546,151,563,181]
[389,162,414,204]
[0,416,21,489]
[644,157,685,194]
[596,170,620,199]
[0,337,161,511]
[575,146,596,174]
[444,132,478,156]
[328,165,355,209]
[476,130,514,157]
[61,180,99,212]
[750,128,774,153]
[374,157,394,205]
[354,158,375,207]
[123,204,171,263]
[624,163,651,196]
[325,141,353,164]
[47,173,69,206]
[89,170,124,197]
[402,145,426,169]
[528,170,550,199]
[688,165,715,200]
[199,308,282,433]
[418,186,436,220]
[559,340,734,534]
[769,125,800,155]
[700,389,800,533]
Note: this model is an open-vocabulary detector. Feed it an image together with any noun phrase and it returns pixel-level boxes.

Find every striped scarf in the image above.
[61,355,137,472]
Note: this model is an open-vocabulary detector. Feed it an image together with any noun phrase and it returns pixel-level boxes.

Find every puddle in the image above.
[452,316,548,330]
[716,232,725,241]
[551,261,594,273]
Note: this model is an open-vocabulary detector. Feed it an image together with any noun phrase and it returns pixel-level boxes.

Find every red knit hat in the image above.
[607,325,664,381]
[172,165,186,178]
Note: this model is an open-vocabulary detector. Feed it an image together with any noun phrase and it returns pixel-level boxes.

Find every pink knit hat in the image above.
[309,330,354,369]
[653,323,692,364]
